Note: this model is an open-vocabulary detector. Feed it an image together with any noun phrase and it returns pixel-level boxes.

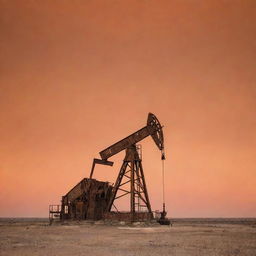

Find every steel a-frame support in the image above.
[107,144,152,221]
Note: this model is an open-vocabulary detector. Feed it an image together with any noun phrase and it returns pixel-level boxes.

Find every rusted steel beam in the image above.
[99,113,164,160]
[100,126,150,160]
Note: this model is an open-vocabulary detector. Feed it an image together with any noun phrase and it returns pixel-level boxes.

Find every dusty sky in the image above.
[0,0,256,217]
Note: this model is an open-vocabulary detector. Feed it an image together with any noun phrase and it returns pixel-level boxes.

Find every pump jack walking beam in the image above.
[100,113,164,160]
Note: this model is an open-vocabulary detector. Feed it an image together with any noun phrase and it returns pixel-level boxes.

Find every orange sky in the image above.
[0,0,256,217]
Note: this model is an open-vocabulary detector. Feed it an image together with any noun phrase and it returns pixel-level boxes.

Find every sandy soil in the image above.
[1,219,256,256]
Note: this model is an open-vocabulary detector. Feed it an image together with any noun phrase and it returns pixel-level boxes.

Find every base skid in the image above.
[104,211,153,222]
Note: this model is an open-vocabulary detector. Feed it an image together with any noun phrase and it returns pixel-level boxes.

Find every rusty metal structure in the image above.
[61,178,113,220]
[49,178,113,222]
[50,113,168,223]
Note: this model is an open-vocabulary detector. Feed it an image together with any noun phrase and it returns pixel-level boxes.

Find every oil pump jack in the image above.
[50,113,169,224]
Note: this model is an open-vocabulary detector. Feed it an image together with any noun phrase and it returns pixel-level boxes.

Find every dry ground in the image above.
[1,219,256,256]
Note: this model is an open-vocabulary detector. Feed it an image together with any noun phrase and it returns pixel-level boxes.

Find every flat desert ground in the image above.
[1,218,256,256]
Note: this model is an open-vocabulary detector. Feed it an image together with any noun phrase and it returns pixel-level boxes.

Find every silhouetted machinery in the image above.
[49,113,170,224]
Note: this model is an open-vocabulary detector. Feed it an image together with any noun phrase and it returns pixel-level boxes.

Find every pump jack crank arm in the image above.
[89,158,114,179]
